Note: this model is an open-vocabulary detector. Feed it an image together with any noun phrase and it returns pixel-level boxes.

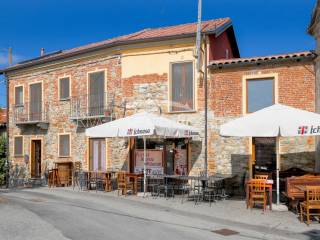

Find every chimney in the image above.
[40,48,45,56]
[225,49,229,59]
[8,47,12,66]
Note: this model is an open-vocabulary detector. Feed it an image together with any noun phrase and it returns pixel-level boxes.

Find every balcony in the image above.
[70,93,115,121]
[13,101,49,128]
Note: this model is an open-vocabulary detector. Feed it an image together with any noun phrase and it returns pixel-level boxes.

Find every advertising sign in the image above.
[174,149,187,175]
[134,150,164,174]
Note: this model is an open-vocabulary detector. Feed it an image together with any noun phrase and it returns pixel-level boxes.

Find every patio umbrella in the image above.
[220,104,320,205]
[86,112,199,195]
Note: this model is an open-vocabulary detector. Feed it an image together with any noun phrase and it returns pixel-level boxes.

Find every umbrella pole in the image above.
[276,136,280,205]
[143,136,147,195]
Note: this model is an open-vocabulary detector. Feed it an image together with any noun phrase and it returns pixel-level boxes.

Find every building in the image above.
[0,108,6,137]
[0,18,240,180]
[0,16,317,184]
[209,51,316,178]
[309,0,320,171]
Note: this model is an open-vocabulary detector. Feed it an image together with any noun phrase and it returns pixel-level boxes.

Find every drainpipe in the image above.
[204,35,208,177]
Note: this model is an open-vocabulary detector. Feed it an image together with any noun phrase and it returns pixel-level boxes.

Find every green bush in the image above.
[0,136,7,185]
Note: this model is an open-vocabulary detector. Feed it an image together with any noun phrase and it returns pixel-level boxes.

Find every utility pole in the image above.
[196,0,202,72]
[5,47,11,188]
[195,0,208,176]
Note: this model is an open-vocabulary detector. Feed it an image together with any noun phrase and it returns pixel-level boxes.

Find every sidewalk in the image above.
[19,187,320,240]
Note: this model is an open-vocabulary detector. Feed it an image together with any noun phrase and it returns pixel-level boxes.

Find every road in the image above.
[0,188,315,240]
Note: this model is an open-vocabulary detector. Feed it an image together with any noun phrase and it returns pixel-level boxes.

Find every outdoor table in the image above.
[246,179,273,210]
[126,173,144,194]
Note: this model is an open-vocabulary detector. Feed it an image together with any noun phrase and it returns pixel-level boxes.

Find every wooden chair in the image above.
[249,179,267,211]
[300,186,320,225]
[254,174,269,180]
[117,172,133,196]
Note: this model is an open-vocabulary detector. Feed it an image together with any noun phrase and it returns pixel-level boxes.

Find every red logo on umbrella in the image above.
[298,126,308,135]
[127,128,133,135]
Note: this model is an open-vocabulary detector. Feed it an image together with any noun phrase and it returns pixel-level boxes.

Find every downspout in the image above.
[203,34,208,176]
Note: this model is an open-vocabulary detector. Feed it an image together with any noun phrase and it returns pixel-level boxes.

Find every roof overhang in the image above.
[208,51,316,70]
[0,20,233,75]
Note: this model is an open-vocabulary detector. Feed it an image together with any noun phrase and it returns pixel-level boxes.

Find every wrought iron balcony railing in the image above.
[70,93,114,120]
[13,101,48,124]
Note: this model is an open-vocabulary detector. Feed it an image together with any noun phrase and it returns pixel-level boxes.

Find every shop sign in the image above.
[174,149,187,175]
[134,150,163,174]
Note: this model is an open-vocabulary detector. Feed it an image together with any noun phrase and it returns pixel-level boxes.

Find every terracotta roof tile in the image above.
[209,51,316,68]
[3,18,231,72]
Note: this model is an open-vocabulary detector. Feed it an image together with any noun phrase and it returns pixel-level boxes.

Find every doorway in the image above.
[252,137,276,179]
[31,140,42,178]
[89,138,106,171]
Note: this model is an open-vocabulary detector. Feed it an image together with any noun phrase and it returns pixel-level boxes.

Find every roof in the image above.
[209,51,316,69]
[1,17,232,74]
[308,0,320,35]
[0,108,6,125]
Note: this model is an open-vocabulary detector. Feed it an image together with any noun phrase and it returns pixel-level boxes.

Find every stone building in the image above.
[309,0,320,171]
[0,18,240,180]
[209,51,316,178]
[0,16,317,183]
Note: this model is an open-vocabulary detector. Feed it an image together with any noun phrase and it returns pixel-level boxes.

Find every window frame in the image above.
[168,61,195,113]
[58,133,71,158]
[242,73,278,114]
[28,80,43,118]
[86,69,107,115]
[58,76,71,101]
[14,85,24,107]
[13,135,23,157]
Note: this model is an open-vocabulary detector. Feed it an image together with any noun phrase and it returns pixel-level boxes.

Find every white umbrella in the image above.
[220,104,320,204]
[86,112,199,194]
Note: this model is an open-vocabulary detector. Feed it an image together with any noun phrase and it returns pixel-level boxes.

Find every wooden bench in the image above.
[282,175,320,212]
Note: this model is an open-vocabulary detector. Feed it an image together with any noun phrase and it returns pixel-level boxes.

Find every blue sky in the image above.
[0,0,316,107]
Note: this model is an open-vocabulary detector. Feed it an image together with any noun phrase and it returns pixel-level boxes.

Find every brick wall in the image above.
[209,61,316,174]
[7,55,123,176]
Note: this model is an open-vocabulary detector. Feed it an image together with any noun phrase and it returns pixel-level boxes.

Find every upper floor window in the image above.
[170,62,194,112]
[246,78,274,113]
[14,136,23,156]
[15,86,23,106]
[59,77,70,100]
[59,134,70,157]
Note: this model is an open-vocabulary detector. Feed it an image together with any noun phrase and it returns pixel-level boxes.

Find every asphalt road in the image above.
[0,188,314,240]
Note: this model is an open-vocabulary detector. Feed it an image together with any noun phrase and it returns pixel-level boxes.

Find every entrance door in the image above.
[252,137,276,178]
[31,140,42,178]
[89,139,106,171]
[29,82,42,121]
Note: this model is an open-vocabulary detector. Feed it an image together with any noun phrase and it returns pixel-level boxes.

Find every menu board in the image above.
[174,149,187,175]
[134,150,164,174]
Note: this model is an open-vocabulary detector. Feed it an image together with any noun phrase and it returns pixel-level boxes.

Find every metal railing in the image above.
[13,101,48,124]
[70,93,114,119]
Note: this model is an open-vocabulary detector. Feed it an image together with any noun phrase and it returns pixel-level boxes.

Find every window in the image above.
[88,71,105,116]
[14,136,23,156]
[247,78,274,113]
[29,82,42,121]
[15,86,23,106]
[59,77,70,100]
[170,62,194,112]
[59,134,70,157]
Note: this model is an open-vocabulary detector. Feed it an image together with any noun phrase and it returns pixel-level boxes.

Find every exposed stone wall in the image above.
[7,55,122,175]
[210,61,316,173]
[6,51,317,180]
